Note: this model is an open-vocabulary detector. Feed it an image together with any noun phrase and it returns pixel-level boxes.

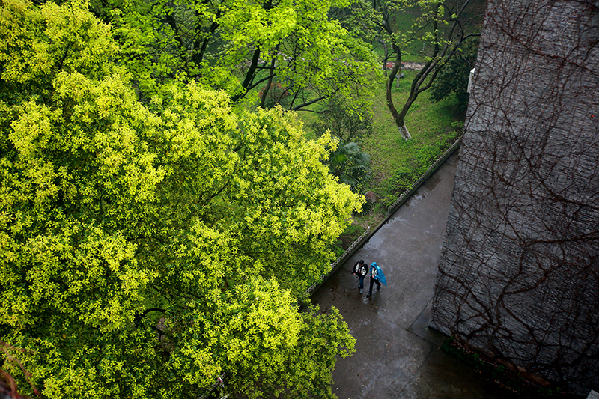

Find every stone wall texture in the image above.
[430,0,599,394]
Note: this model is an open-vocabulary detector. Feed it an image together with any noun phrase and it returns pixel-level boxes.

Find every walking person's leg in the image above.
[367,277,375,297]
[359,275,365,293]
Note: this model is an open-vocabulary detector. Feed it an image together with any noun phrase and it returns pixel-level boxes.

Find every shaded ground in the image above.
[311,152,525,399]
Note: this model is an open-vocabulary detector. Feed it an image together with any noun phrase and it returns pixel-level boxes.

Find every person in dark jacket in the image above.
[352,260,368,294]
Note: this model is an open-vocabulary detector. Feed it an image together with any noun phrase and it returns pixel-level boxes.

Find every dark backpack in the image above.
[359,264,368,276]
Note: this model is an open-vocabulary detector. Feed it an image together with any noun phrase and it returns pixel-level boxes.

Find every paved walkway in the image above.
[311,152,523,399]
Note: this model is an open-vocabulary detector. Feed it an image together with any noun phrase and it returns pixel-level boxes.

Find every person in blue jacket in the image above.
[366,262,387,298]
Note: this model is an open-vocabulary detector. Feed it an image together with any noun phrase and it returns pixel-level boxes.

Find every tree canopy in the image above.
[89,0,379,111]
[0,1,361,397]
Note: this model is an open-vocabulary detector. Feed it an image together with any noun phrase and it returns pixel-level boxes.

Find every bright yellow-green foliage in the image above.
[0,1,359,398]
[103,0,378,107]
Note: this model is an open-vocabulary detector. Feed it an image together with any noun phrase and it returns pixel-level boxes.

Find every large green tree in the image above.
[0,1,360,397]
[372,0,482,140]
[88,0,379,112]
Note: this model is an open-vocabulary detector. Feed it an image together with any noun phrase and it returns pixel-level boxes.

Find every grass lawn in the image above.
[322,69,465,256]
[365,70,461,198]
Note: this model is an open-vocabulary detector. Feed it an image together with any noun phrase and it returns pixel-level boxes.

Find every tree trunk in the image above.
[260,46,279,108]
[385,48,411,140]
[231,47,261,103]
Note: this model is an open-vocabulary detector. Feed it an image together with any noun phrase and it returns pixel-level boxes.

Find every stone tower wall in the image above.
[430,0,599,393]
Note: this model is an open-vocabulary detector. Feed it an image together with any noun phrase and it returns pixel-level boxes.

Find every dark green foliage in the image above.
[311,95,374,143]
[259,81,292,109]
[328,142,371,193]
[310,95,374,193]
[430,37,480,116]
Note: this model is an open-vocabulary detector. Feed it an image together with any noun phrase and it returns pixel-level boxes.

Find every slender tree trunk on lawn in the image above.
[386,45,411,140]
[380,0,479,142]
